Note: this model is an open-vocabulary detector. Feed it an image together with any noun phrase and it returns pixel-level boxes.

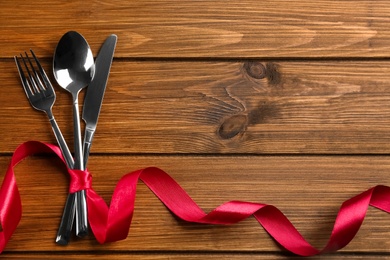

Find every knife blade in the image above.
[82,34,117,167]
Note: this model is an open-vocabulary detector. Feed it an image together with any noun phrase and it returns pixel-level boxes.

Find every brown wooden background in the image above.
[1,0,390,259]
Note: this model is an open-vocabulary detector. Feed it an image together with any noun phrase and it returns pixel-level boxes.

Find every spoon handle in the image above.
[76,190,88,237]
[73,96,84,170]
[72,95,89,237]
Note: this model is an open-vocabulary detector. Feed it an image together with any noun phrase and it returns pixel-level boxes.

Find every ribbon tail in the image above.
[139,167,319,255]
[86,189,109,244]
[0,164,21,253]
[0,141,65,253]
[254,185,390,256]
[87,169,141,244]
[138,168,390,257]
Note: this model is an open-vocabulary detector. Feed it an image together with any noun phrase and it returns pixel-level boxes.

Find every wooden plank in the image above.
[3,253,390,259]
[1,155,389,253]
[2,60,390,154]
[0,1,390,58]
[4,0,390,259]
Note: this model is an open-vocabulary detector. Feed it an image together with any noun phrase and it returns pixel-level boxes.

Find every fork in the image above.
[14,50,77,245]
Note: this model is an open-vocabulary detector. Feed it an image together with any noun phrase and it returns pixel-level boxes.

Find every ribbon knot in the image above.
[67,168,92,193]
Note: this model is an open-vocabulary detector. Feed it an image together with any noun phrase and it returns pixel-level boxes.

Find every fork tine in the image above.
[30,49,55,94]
[14,55,34,98]
[20,52,40,94]
[24,51,46,93]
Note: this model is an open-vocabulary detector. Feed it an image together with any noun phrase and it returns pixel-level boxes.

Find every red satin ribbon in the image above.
[1,141,390,256]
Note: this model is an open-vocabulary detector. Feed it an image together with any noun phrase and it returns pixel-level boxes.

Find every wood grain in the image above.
[1,0,390,258]
[2,59,390,154]
[4,254,390,259]
[1,155,390,254]
[0,1,390,58]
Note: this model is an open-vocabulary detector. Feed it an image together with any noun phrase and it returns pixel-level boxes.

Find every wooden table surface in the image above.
[1,1,390,259]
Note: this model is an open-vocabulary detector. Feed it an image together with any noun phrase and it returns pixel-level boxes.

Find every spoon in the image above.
[53,31,95,238]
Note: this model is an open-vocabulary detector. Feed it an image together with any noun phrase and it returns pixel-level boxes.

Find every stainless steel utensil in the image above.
[53,31,95,238]
[82,34,117,168]
[14,50,77,245]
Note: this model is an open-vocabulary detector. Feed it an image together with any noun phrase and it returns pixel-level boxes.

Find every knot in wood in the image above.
[243,61,266,79]
[218,114,248,139]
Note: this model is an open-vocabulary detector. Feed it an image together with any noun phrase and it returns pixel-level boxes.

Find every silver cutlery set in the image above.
[14,31,117,245]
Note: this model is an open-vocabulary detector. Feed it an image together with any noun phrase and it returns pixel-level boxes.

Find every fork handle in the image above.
[48,115,77,245]
[55,193,76,245]
[48,116,74,168]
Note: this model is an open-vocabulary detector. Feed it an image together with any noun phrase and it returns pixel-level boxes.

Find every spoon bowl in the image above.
[53,31,95,94]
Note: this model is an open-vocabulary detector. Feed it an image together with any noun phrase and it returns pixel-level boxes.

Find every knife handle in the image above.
[83,127,95,169]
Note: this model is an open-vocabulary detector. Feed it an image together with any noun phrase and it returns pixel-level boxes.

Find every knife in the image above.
[76,34,117,237]
[82,34,117,166]
[55,34,117,245]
